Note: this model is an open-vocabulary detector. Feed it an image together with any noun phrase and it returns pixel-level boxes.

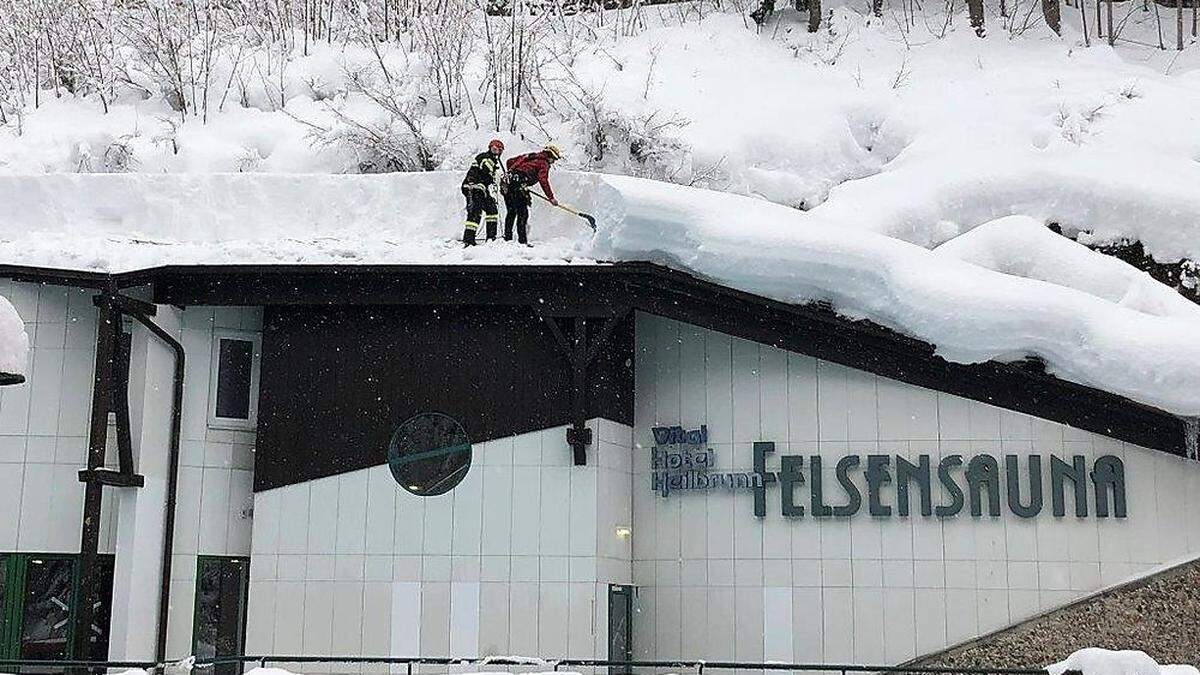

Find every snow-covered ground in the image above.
[1048,648,1200,675]
[79,649,1200,675]
[2,2,1198,263]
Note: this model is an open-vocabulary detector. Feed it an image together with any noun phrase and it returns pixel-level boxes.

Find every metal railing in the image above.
[0,655,1048,675]
[196,656,1047,675]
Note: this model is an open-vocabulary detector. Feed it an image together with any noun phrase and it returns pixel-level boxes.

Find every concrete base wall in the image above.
[911,557,1200,667]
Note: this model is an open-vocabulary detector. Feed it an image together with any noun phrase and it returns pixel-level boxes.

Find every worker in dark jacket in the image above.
[461,139,505,246]
[502,144,562,245]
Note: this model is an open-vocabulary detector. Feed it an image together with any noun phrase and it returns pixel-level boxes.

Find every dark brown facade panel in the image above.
[253,305,634,491]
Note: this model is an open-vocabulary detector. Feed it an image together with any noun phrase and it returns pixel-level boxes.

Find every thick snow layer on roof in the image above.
[933,216,1200,321]
[0,172,601,269]
[594,175,1200,416]
[1,172,1199,416]
[1048,648,1200,675]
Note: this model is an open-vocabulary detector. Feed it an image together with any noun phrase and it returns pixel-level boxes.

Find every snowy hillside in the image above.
[2,3,1198,265]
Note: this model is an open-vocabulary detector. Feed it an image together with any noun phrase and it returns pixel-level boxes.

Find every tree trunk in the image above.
[1043,0,1061,33]
[1080,0,1090,45]
[969,0,985,34]
[808,0,821,31]
[1106,0,1114,45]
[1177,0,1184,49]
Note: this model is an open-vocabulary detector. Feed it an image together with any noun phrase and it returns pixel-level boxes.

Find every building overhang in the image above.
[0,261,1189,456]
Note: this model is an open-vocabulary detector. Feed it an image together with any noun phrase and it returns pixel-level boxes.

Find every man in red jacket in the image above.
[502,144,562,245]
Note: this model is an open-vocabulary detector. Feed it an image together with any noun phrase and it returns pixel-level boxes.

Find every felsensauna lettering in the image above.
[650,425,1128,519]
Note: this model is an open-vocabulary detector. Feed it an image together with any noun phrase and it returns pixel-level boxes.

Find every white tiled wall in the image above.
[244,419,634,670]
[630,312,1200,665]
[164,306,261,657]
[0,284,258,659]
[0,281,119,554]
[0,290,258,554]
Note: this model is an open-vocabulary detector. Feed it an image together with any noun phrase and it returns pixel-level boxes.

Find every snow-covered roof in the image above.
[1,171,1198,417]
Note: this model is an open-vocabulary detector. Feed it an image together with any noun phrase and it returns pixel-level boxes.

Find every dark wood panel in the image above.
[254,304,634,491]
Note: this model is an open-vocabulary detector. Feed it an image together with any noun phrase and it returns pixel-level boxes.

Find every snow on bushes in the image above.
[2,2,1198,269]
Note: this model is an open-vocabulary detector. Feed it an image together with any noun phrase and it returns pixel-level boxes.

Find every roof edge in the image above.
[0,261,1191,457]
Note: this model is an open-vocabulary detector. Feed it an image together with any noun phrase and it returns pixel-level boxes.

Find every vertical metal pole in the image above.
[73,291,120,662]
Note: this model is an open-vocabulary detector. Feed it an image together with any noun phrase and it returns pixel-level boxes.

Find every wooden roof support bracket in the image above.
[540,309,630,466]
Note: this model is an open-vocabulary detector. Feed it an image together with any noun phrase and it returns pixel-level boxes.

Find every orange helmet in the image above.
[488,139,505,154]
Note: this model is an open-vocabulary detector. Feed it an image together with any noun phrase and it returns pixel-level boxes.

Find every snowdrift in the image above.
[1048,647,1200,675]
[0,171,1198,416]
[0,296,28,378]
[86,650,1200,675]
[593,175,1200,416]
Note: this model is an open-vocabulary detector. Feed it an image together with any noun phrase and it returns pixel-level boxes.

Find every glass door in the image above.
[193,556,250,675]
[0,553,115,666]
[607,584,634,675]
[19,556,75,661]
[0,555,12,659]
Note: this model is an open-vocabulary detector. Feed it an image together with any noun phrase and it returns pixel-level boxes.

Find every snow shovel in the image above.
[530,190,597,230]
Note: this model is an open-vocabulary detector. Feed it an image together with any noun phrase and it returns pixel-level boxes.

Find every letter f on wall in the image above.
[753,442,777,517]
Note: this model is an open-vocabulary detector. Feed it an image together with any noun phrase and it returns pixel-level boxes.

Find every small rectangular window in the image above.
[215,339,253,419]
[209,330,261,430]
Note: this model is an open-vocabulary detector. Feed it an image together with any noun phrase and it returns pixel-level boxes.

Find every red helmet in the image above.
[488,139,505,154]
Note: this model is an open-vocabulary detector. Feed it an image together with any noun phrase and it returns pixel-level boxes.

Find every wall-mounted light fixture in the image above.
[615,526,632,540]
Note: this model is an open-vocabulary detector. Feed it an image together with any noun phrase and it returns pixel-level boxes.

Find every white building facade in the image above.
[0,265,1196,669]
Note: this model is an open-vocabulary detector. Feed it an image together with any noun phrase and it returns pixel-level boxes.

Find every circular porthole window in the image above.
[387,412,472,496]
